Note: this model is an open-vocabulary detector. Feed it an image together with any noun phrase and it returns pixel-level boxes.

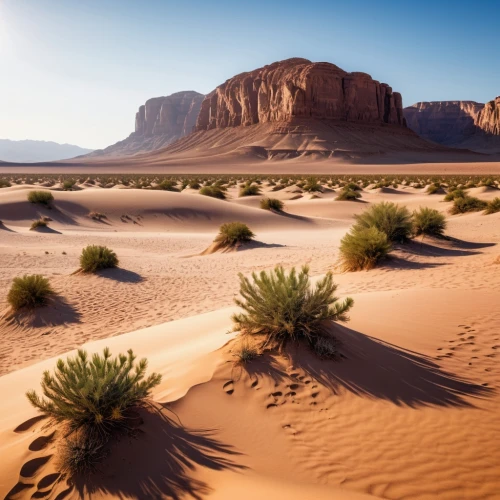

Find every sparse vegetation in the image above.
[450,196,488,215]
[232,266,353,349]
[312,336,340,359]
[7,274,54,310]
[353,201,412,243]
[62,179,76,191]
[59,434,106,475]
[260,198,284,211]
[239,184,261,197]
[215,222,255,248]
[156,180,179,192]
[336,188,361,201]
[30,219,48,230]
[80,245,118,273]
[426,184,439,194]
[412,207,447,237]
[339,226,392,271]
[27,190,54,206]
[303,177,323,193]
[444,188,467,202]
[485,197,500,214]
[232,341,258,364]
[89,212,107,220]
[0,179,11,188]
[199,186,226,199]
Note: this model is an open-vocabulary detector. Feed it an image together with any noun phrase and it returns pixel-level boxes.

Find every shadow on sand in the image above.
[95,267,144,283]
[242,323,493,409]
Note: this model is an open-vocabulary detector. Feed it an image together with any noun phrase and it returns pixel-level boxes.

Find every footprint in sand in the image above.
[14,415,47,433]
[5,481,34,499]
[20,456,52,478]
[223,380,234,395]
[29,432,56,452]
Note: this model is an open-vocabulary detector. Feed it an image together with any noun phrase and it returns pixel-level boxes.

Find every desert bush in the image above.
[80,245,118,273]
[353,201,412,242]
[199,186,226,199]
[312,336,339,359]
[30,219,48,230]
[444,188,467,202]
[26,348,161,440]
[189,180,201,190]
[232,266,353,349]
[412,207,447,236]
[344,182,362,191]
[239,184,261,197]
[336,189,361,201]
[303,177,323,192]
[156,180,179,192]
[339,226,392,271]
[480,178,496,187]
[232,341,258,364]
[485,197,500,214]
[89,212,107,220]
[28,190,54,205]
[62,179,76,191]
[426,184,439,194]
[0,178,11,188]
[59,434,106,475]
[271,184,286,192]
[7,274,54,310]
[450,196,488,214]
[215,222,255,248]
[260,198,284,211]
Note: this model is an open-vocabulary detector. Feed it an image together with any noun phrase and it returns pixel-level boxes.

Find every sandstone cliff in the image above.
[89,91,203,157]
[196,58,405,131]
[404,99,500,153]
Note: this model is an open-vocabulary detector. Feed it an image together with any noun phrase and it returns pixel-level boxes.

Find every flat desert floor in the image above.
[0,180,499,499]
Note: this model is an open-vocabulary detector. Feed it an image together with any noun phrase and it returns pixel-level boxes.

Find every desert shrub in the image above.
[412,207,447,236]
[28,190,54,205]
[426,184,439,194]
[344,182,362,191]
[59,434,106,475]
[232,341,258,364]
[62,179,76,191]
[26,348,161,440]
[260,198,284,211]
[0,178,11,188]
[303,177,323,192]
[7,274,54,310]
[156,180,179,192]
[485,197,500,214]
[480,178,496,188]
[271,184,285,192]
[339,226,391,271]
[199,186,226,199]
[444,188,467,202]
[232,266,353,349]
[353,201,412,242]
[335,189,361,201]
[80,245,118,273]
[239,184,261,197]
[89,212,107,220]
[450,196,488,214]
[30,219,48,230]
[215,222,255,247]
[189,180,201,190]
[312,336,339,359]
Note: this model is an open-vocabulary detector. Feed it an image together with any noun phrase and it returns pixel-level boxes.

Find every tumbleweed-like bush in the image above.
[199,186,226,199]
[27,190,54,205]
[215,222,255,248]
[30,219,48,230]
[239,184,261,197]
[450,196,488,214]
[26,348,161,440]
[232,266,353,349]
[339,226,392,272]
[412,207,447,237]
[353,201,412,243]
[260,198,284,211]
[7,274,54,310]
[335,188,361,201]
[80,245,118,273]
[444,188,467,202]
[485,197,500,214]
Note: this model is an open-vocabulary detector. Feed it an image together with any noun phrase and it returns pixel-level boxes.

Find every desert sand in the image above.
[0,179,499,499]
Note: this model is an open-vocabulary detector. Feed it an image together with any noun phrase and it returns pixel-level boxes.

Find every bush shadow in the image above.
[95,268,144,283]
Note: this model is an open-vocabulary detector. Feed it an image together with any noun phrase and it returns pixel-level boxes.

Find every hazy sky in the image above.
[1,0,499,150]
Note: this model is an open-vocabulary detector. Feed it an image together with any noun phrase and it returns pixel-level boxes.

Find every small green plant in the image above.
[0,178,11,188]
[156,180,179,192]
[232,266,353,349]
[62,179,76,191]
[260,198,284,211]
[199,186,226,199]
[343,182,362,191]
[444,188,467,202]
[232,341,258,364]
[303,177,323,193]
[215,222,255,248]
[30,219,48,230]
[353,202,412,243]
[28,190,54,205]
[450,196,488,215]
[339,226,391,271]
[80,245,118,273]
[485,197,500,214]
[26,348,161,440]
[7,274,54,310]
[239,184,261,197]
[426,184,439,194]
[189,180,201,190]
[412,207,447,237]
[335,189,361,201]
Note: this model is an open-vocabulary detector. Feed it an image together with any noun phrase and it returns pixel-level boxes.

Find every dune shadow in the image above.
[0,222,16,232]
[239,240,285,251]
[31,225,62,234]
[95,267,144,283]
[444,236,497,250]
[71,406,247,500]
[382,255,448,270]
[401,238,493,258]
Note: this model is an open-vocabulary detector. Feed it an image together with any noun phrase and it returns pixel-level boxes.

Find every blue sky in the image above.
[0,0,498,149]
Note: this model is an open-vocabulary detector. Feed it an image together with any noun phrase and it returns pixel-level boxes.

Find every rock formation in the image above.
[196,58,406,131]
[89,91,203,157]
[404,99,500,153]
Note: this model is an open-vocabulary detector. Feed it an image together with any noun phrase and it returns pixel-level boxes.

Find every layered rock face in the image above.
[404,99,500,152]
[196,58,405,131]
[90,91,203,157]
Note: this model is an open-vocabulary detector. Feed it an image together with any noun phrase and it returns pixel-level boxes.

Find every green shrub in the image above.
[88,212,107,220]
[7,274,54,310]
[199,186,226,199]
[30,219,48,230]
[80,245,118,273]
[444,188,467,202]
[485,197,500,214]
[232,341,258,364]
[189,180,201,190]
[412,207,447,236]
[232,266,353,349]
[239,184,261,197]
[303,177,323,193]
[335,189,361,201]
[215,222,255,248]
[156,180,179,192]
[260,198,284,211]
[426,184,439,194]
[28,190,54,205]
[0,179,11,188]
[339,226,392,271]
[312,336,340,359]
[353,201,412,242]
[59,434,106,475]
[450,196,488,215]
[62,179,76,191]
[26,348,161,440]
[343,182,362,191]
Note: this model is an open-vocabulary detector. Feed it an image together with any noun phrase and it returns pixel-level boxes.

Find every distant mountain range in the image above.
[0,139,93,163]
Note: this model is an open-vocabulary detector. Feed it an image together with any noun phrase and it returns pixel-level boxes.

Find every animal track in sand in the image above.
[223,380,234,395]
